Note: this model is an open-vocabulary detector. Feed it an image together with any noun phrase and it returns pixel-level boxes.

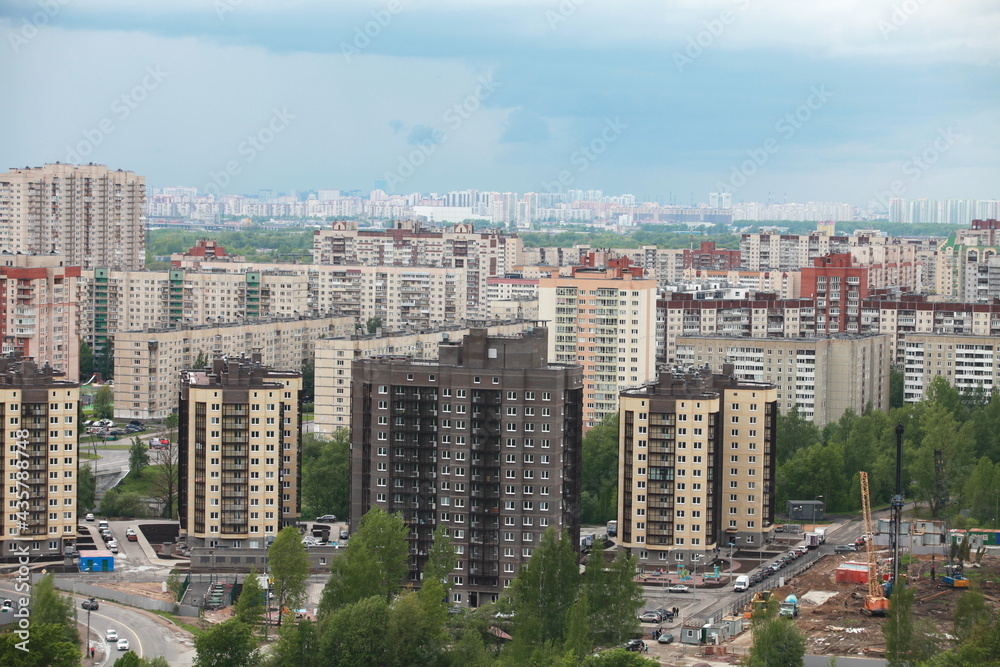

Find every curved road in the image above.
[0,581,194,666]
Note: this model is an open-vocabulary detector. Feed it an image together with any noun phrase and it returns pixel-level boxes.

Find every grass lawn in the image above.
[79,452,99,460]
[116,465,168,496]
[152,610,205,636]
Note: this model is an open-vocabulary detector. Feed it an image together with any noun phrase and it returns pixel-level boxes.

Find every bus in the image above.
[607,520,617,537]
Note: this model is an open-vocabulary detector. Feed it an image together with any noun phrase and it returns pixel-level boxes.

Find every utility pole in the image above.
[890,423,904,588]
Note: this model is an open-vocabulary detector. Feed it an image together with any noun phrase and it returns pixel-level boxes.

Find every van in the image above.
[734,575,750,592]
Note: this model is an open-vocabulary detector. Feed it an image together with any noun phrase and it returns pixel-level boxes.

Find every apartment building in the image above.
[935,219,1000,301]
[521,245,686,290]
[312,220,520,318]
[314,320,535,436]
[350,327,583,607]
[678,268,801,299]
[114,315,353,420]
[0,355,79,559]
[0,253,81,379]
[674,334,890,425]
[618,367,777,568]
[0,164,145,270]
[178,354,302,549]
[538,255,658,429]
[902,333,1000,403]
[739,229,923,276]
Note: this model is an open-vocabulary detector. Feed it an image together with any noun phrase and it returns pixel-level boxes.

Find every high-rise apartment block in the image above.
[618,367,777,568]
[0,356,80,559]
[675,333,890,425]
[350,327,583,607]
[178,354,302,549]
[0,253,81,379]
[0,164,146,270]
[538,255,657,429]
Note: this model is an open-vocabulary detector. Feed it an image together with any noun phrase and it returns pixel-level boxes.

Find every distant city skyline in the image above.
[1,1,997,207]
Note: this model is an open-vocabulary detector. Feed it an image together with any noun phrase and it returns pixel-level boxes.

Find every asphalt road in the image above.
[0,580,194,666]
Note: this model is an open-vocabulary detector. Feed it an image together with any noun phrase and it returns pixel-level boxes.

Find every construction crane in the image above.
[859,471,889,616]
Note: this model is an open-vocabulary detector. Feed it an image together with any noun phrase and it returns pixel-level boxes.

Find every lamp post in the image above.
[812,495,823,525]
[692,554,702,602]
[728,538,740,585]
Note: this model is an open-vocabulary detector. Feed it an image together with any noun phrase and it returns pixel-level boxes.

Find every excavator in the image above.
[859,471,889,616]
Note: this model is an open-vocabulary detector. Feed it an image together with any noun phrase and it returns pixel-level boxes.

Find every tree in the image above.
[319,507,409,615]
[883,583,937,666]
[585,550,644,646]
[422,522,457,592]
[193,350,210,369]
[776,405,823,465]
[114,654,170,667]
[580,649,659,667]
[234,567,266,629]
[562,589,591,664]
[742,599,806,667]
[94,384,114,420]
[151,437,179,519]
[267,618,322,667]
[909,404,974,518]
[80,338,95,379]
[301,357,314,402]
[319,595,390,667]
[78,462,96,513]
[953,587,991,642]
[31,573,79,646]
[365,317,382,334]
[100,487,147,518]
[581,413,620,524]
[269,526,310,625]
[301,431,349,520]
[963,458,1000,527]
[508,528,581,648]
[387,590,449,667]
[0,622,81,666]
[194,618,261,667]
[889,366,905,409]
[95,337,115,381]
[167,570,185,601]
[129,436,150,477]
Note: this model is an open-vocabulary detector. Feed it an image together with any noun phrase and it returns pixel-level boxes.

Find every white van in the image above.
[733,575,750,592]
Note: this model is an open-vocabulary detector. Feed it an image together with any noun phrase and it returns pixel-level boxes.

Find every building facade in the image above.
[350,327,583,607]
[902,333,1000,403]
[674,334,890,425]
[538,256,657,429]
[0,356,80,559]
[618,367,777,569]
[0,164,145,270]
[178,354,302,549]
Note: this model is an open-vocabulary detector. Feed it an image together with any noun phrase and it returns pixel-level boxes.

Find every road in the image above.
[0,580,194,666]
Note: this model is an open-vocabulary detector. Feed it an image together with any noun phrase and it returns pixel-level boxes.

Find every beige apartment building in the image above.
[0,163,145,270]
[178,354,302,549]
[113,315,353,420]
[902,333,1000,403]
[618,367,778,569]
[0,253,81,379]
[674,333,890,425]
[538,257,658,429]
[312,220,519,318]
[0,356,80,559]
[313,320,536,437]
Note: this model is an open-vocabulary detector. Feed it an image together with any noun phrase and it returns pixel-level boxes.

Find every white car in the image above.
[117,638,130,651]
[106,629,118,642]
[85,513,95,522]
[667,584,690,593]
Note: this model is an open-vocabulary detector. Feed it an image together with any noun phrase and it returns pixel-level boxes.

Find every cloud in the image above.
[407,124,443,146]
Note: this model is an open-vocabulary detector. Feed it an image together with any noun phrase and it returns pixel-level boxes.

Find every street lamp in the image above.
[728,538,740,585]
[812,496,824,525]
[691,554,702,602]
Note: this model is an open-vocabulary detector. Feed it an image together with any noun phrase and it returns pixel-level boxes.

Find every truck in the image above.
[779,594,799,618]
[580,534,595,551]
[805,532,821,548]
[607,520,618,537]
[814,527,827,544]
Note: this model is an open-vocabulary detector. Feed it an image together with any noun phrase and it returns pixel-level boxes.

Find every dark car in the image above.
[657,632,675,644]
[315,515,337,523]
[624,639,646,652]
[81,598,99,611]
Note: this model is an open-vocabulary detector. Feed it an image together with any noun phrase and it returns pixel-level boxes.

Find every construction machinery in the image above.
[860,471,889,616]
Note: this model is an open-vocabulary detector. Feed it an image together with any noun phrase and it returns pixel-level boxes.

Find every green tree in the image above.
[742,599,806,667]
[320,595,391,667]
[387,589,449,667]
[919,614,1000,666]
[365,317,382,334]
[80,338,95,379]
[267,618,322,667]
[269,526,310,625]
[95,337,115,381]
[301,431,349,520]
[301,357,314,402]
[319,507,409,614]
[234,567,266,629]
[78,462,97,513]
[31,573,79,646]
[963,458,1000,527]
[151,437,179,519]
[0,622,81,666]
[129,436,150,477]
[113,654,170,667]
[889,366,905,409]
[94,384,114,420]
[776,405,823,465]
[580,649,659,666]
[99,487,147,518]
[193,350,210,369]
[508,528,581,649]
[953,587,992,642]
[194,618,261,667]
[423,522,457,592]
[585,550,644,646]
[883,583,937,666]
[909,404,974,518]
[581,413,620,524]
[167,570,185,601]
[562,589,591,663]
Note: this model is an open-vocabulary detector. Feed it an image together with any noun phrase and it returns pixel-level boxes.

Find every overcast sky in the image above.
[1,0,997,205]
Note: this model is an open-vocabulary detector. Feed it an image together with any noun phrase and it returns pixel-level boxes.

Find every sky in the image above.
[0,0,998,206]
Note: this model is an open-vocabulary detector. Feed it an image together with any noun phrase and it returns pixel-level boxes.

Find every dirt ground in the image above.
[750,552,1000,657]
[99,581,177,604]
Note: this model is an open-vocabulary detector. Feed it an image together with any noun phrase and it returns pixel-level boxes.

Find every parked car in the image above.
[117,638,130,651]
[107,541,119,554]
[106,629,118,642]
[835,544,858,553]
[667,584,690,593]
[657,632,675,644]
[638,611,663,623]
[624,639,646,652]
[315,515,337,523]
[81,598,99,611]
[102,531,113,542]
[98,519,109,529]
[85,513,95,522]
[340,529,349,540]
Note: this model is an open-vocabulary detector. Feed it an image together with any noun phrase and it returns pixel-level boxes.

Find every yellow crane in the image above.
[859,471,889,616]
